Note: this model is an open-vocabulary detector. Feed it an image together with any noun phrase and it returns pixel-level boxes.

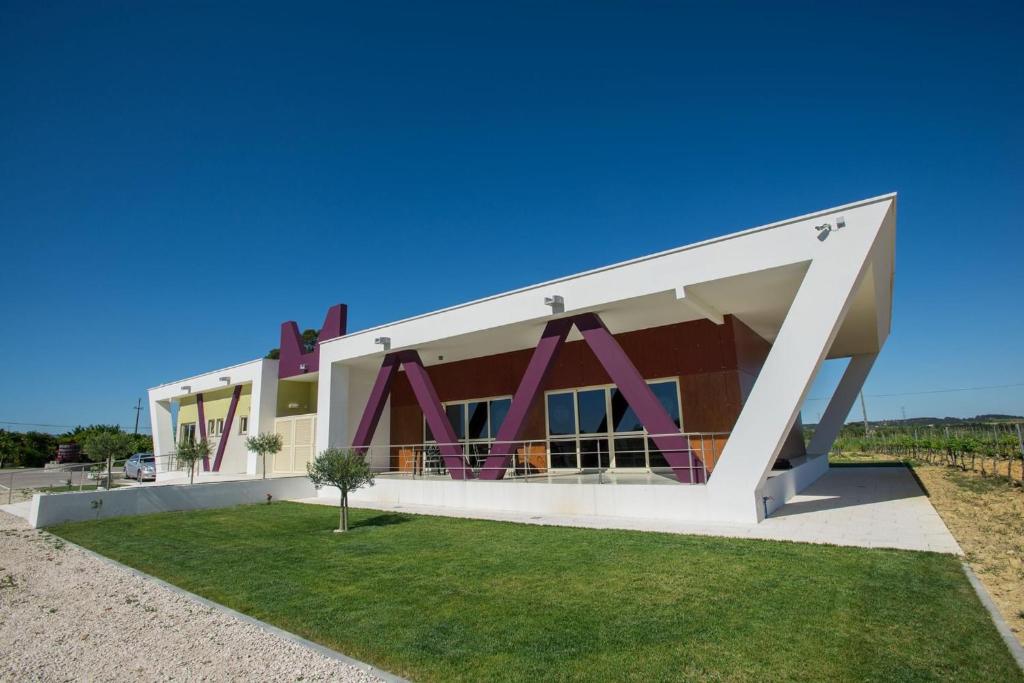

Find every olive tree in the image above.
[245,432,283,480]
[176,438,210,485]
[82,431,135,489]
[307,448,375,532]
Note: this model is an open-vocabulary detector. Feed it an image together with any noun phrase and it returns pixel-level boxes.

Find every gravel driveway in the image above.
[0,510,384,682]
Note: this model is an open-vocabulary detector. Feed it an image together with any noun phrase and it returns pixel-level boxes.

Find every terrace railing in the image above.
[354,431,729,484]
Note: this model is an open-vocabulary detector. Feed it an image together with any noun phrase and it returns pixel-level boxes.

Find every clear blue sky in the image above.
[1,1,1021,433]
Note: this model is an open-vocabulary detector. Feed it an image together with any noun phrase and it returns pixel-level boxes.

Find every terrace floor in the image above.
[304,465,963,554]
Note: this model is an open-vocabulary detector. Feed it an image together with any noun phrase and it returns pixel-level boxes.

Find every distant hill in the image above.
[804,414,1024,428]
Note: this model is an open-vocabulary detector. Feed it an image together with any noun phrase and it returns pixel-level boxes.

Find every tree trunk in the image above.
[106,457,112,490]
[343,492,349,531]
[262,452,267,480]
[190,461,195,485]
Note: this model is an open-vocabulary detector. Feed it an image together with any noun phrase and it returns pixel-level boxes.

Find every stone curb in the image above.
[56,535,412,683]
[961,562,1024,671]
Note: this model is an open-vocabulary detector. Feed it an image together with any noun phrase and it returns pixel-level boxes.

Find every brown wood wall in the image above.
[388,315,806,465]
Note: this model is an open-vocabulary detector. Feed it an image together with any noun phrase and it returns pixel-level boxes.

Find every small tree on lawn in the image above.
[246,432,283,480]
[307,448,375,532]
[176,438,210,485]
[82,431,134,489]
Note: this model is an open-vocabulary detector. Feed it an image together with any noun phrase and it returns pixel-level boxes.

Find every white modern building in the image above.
[149,194,896,524]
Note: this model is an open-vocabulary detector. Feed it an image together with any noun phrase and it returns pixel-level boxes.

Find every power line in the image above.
[804,381,1024,402]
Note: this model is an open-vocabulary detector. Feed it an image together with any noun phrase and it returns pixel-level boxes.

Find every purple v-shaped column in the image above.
[478,313,702,483]
[352,350,472,480]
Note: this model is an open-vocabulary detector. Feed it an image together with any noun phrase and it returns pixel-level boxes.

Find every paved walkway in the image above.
[301,466,962,554]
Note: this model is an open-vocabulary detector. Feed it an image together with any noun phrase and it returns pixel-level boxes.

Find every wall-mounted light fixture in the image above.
[181,385,191,394]
[298,363,308,372]
[375,336,392,351]
[218,376,230,384]
[544,295,564,314]
[814,215,846,242]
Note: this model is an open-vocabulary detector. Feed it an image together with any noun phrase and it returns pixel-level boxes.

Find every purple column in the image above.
[351,352,471,480]
[397,351,472,480]
[196,393,210,471]
[477,318,573,480]
[211,385,242,472]
[574,313,702,483]
[351,354,402,451]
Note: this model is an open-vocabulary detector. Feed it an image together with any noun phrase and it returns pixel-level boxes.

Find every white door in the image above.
[273,415,317,474]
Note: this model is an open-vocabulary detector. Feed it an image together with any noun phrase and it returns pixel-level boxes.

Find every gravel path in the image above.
[0,510,384,682]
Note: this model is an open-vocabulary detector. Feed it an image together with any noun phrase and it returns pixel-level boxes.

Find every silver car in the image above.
[124,452,156,482]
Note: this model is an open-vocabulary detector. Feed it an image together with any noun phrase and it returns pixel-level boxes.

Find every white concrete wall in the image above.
[759,454,830,517]
[29,477,316,528]
[147,358,280,476]
[336,456,828,525]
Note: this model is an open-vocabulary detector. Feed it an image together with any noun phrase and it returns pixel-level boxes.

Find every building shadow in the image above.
[767,465,926,519]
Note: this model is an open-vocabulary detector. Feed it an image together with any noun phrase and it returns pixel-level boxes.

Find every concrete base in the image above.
[306,465,961,554]
[337,456,829,525]
[28,476,316,528]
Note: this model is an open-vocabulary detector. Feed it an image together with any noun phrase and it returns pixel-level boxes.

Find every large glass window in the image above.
[545,379,682,470]
[424,397,514,469]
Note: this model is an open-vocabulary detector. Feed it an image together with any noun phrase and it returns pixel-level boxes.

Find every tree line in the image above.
[0,425,153,468]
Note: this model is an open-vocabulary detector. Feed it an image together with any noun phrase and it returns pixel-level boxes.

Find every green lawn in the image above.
[51,503,1021,682]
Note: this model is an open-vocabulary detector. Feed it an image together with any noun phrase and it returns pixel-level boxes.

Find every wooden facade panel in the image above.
[384,315,804,465]
[678,370,743,433]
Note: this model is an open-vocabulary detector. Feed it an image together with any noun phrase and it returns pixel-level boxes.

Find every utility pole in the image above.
[859,391,870,435]
[132,398,143,434]
[901,406,907,421]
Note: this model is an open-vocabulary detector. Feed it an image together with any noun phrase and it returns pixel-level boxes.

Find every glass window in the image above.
[648,438,670,468]
[579,438,610,469]
[614,437,646,468]
[548,440,578,468]
[445,404,465,440]
[546,392,576,435]
[216,418,224,435]
[489,398,511,438]
[610,388,643,433]
[466,401,488,440]
[650,381,681,428]
[208,419,215,435]
[239,416,248,435]
[576,389,607,434]
[545,379,681,470]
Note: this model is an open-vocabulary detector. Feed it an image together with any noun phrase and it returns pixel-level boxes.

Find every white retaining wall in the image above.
[339,457,829,524]
[29,477,317,528]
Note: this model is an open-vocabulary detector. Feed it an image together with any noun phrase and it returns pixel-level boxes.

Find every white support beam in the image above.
[675,286,724,325]
[807,353,878,457]
[706,199,894,522]
[316,361,351,455]
[149,398,174,471]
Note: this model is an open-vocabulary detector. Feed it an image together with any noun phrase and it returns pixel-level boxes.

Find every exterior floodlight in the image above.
[218,376,230,383]
[298,363,307,372]
[181,385,191,393]
[544,295,565,313]
[375,336,392,351]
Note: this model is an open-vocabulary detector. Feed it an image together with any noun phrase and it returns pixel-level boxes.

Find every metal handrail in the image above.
[1,453,185,504]
[354,431,728,484]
